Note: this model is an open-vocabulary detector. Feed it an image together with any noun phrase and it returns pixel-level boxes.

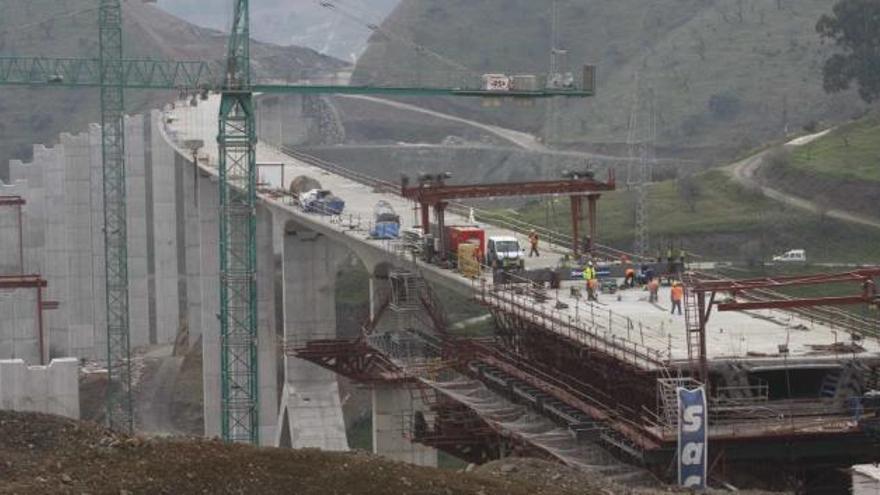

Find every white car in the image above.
[772,249,806,263]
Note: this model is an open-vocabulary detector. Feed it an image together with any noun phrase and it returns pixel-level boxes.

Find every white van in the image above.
[772,249,806,263]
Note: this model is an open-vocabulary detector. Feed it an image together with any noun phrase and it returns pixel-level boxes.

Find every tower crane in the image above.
[0,0,595,444]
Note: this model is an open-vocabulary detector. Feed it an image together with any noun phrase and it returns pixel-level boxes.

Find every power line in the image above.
[315,0,470,72]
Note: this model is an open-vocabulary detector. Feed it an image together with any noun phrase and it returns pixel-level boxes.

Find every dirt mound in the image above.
[0,411,587,495]
[475,458,788,495]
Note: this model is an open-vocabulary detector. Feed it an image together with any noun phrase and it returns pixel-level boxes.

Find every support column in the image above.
[181,155,202,348]
[148,110,180,345]
[275,225,348,450]
[569,195,582,256]
[62,132,97,359]
[372,386,438,467]
[587,194,599,255]
[199,173,221,438]
[420,202,430,234]
[434,202,446,260]
[125,115,149,351]
[256,205,278,445]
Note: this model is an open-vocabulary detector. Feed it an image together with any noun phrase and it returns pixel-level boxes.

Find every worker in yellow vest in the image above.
[583,261,597,301]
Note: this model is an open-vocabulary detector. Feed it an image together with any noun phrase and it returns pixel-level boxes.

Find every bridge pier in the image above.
[199,177,277,444]
[275,223,348,450]
[372,386,438,467]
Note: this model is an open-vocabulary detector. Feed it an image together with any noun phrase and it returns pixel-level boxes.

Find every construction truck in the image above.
[370,201,400,239]
[445,226,485,263]
[486,236,525,271]
[300,189,345,215]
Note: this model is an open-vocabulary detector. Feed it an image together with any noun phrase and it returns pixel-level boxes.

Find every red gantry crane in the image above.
[401,170,616,260]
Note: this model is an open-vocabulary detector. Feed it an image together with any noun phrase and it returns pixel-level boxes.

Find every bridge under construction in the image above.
[2,2,880,492]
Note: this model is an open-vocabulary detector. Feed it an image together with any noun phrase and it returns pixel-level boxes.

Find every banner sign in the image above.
[677,386,708,490]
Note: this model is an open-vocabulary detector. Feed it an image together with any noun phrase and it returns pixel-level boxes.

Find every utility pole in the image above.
[99,0,133,434]
[218,0,260,444]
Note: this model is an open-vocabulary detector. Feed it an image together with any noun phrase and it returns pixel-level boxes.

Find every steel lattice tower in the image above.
[99,0,133,434]
[218,0,259,444]
[627,82,655,259]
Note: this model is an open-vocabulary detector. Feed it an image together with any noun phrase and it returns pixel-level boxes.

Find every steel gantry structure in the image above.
[0,0,595,443]
[684,269,880,382]
[401,171,616,259]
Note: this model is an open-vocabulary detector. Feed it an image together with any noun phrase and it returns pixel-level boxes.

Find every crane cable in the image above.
[0,6,98,38]
[315,0,471,72]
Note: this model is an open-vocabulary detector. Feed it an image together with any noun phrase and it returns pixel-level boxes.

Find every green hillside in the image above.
[355,0,865,160]
[759,115,880,219]
[788,117,880,183]
[514,169,880,263]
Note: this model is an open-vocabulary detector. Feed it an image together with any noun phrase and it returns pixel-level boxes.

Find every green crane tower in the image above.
[217,0,260,444]
[98,0,133,433]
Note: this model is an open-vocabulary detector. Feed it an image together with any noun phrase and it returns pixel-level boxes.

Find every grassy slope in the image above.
[355,0,864,159]
[516,169,880,263]
[789,117,880,183]
[758,114,880,218]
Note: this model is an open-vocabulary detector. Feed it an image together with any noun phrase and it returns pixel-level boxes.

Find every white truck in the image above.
[772,249,806,263]
[486,236,525,271]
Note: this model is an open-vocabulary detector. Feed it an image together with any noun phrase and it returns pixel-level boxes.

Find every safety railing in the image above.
[473,277,670,371]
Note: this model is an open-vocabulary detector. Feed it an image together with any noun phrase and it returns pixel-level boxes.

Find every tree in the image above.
[817,0,880,103]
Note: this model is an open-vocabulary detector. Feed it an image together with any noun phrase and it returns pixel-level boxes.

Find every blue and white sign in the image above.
[677,386,708,490]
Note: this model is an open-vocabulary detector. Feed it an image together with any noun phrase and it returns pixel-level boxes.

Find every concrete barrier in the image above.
[0,358,79,419]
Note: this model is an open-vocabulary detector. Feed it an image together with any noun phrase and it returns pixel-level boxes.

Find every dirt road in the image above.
[727,142,880,231]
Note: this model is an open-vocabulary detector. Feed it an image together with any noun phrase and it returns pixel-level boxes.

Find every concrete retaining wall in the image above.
[0,358,79,419]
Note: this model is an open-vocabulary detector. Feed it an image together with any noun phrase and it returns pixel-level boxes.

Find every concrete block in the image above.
[0,358,79,419]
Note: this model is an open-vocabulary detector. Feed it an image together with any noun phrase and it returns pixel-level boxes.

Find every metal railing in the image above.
[474,277,670,371]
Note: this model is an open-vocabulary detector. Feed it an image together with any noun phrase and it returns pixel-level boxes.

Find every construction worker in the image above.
[588,277,599,301]
[648,277,660,303]
[624,266,636,288]
[671,281,684,315]
[528,230,540,257]
[583,261,597,301]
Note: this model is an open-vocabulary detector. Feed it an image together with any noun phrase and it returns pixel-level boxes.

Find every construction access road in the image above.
[727,132,880,231]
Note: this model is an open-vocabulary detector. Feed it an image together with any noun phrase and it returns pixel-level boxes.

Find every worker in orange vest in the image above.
[528,230,540,257]
[648,278,660,303]
[624,266,636,288]
[588,277,599,302]
[670,281,684,315]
